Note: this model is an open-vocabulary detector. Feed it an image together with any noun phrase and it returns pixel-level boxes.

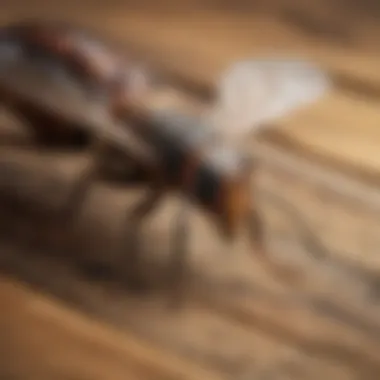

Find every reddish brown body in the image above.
[0,19,149,146]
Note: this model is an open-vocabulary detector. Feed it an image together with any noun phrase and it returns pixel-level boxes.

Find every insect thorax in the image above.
[164,140,248,217]
[142,108,249,209]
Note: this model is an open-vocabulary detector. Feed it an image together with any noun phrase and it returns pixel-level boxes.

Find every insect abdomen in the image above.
[191,163,222,210]
[2,20,122,92]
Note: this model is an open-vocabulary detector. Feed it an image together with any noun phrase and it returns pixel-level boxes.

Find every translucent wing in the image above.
[207,57,331,143]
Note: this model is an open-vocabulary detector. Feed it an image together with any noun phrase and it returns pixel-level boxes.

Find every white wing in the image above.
[207,57,331,143]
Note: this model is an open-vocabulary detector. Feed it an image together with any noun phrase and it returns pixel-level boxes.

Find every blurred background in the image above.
[1,1,380,380]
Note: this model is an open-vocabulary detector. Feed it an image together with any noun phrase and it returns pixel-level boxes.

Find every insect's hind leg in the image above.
[24,134,106,251]
[121,187,164,291]
[60,135,106,224]
[98,144,149,184]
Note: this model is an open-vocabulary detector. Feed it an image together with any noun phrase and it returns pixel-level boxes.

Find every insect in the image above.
[0,19,330,299]
[113,60,330,297]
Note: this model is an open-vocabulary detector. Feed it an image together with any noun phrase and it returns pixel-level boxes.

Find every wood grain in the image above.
[1,2,380,379]
[0,146,378,380]
[0,276,222,380]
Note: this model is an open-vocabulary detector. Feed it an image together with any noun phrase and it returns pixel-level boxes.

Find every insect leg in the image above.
[166,156,203,307]
[24,134,106,251]
[60,135,105,224]
[64,115,157,225]
[97,122,165,290]
[166,195,191,307]
[247,171,303,287]
[248,208,303,286]
[123,186,164,291]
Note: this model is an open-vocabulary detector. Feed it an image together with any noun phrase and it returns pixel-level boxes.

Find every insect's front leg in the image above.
[247,175,303,287]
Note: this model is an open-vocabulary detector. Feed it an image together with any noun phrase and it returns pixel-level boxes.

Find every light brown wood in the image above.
[262,90,380,178]
[0,145,379,380]
[0,275,222,380]
[0,147,378,380]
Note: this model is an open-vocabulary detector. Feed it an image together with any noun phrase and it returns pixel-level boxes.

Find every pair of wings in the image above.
[209,58,330,143]
[0,45,330,152]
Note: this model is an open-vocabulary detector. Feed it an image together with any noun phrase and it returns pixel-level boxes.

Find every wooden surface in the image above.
[1,1,380,380]
[1,276,221,380]
[1,146,380,380]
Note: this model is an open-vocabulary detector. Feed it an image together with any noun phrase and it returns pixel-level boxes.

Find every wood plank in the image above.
[96,11,380,99]
[0,272,358,380]
[0,275,223,380]
[262,90,380,178]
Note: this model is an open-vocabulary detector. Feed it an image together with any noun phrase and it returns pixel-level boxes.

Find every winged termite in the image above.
[0,19,331,299]
[112,58,330,298]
